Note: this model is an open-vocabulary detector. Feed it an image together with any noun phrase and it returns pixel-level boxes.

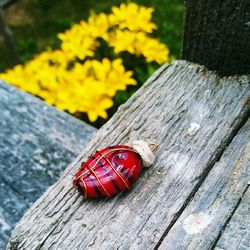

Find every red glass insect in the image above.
[73,140,156,198]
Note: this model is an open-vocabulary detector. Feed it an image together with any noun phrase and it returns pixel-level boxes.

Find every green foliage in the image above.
[17,37,37,62]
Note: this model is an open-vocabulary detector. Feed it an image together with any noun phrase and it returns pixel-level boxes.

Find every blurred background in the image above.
[0,0,183,127]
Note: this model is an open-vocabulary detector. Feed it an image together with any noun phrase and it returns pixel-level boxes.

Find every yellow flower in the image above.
[85,58,136,96]
[58,25,98,60]
[109,3,157,33]
[0,64,40,94]
[108,30,136,54]
[134,33,169,63]
[58,13,111,60]
[86,13,111,40]
[108,30,169,63]
[0,56,136,122]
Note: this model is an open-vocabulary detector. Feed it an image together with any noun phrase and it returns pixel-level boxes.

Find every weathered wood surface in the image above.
[0,81,96,248]
[215,188,250,250]
[182,0,250,75]
[8,61,250,249]
[0,183,28,250]
[158,118,250,249]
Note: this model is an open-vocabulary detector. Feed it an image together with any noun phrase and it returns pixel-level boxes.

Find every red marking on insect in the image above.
[73,145,144,198]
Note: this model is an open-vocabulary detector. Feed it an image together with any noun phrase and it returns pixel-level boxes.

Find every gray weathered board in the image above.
[159,118,250,249]
[7,61,250,249]
[215,188,250,250]
[0,81,96,249]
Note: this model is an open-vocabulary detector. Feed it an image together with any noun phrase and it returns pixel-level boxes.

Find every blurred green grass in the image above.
[0,0,183,72]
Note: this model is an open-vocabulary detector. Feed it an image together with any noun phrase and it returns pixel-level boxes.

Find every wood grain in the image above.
[8,61,250,249]
[158,118,250,249]
[214,188,250,250]
[182,0,250,75]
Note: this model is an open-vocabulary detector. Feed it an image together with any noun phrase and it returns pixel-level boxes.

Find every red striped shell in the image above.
[73,145,143,198]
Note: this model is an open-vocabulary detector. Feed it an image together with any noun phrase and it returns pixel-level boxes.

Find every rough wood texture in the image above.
[8,61,250,249]
[0,182,28,250]
[158,118,250,249]
[182,0,250,75]
[0,81,96,247]
[215,188,250,250]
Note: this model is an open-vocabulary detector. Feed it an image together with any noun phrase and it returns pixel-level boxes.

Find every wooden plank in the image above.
[0,179,29,244]
[0,81,96,247]
[182,0,250,75]
[214,188,250,250]
[0,80,96,202]
[158,118,250,249]
[0,235,7,250]
[7,61,250,249]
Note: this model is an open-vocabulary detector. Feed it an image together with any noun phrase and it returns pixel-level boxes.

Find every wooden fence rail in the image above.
[8,61,250,249]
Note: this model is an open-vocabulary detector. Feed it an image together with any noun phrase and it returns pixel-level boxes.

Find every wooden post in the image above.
[182,0,250,76]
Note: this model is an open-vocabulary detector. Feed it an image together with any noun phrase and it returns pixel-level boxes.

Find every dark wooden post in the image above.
[182,0,250,76]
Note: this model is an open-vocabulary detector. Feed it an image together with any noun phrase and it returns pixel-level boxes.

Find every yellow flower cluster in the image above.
[1,53,135,121]
[58,13,110,60]
[0,3,169,122]
[108,31,168,63]
[58,2,169,64]
[109,3,157,33]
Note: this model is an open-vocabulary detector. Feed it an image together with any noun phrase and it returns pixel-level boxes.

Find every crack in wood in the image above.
[154,110,250,249]
[211,184,249,250]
